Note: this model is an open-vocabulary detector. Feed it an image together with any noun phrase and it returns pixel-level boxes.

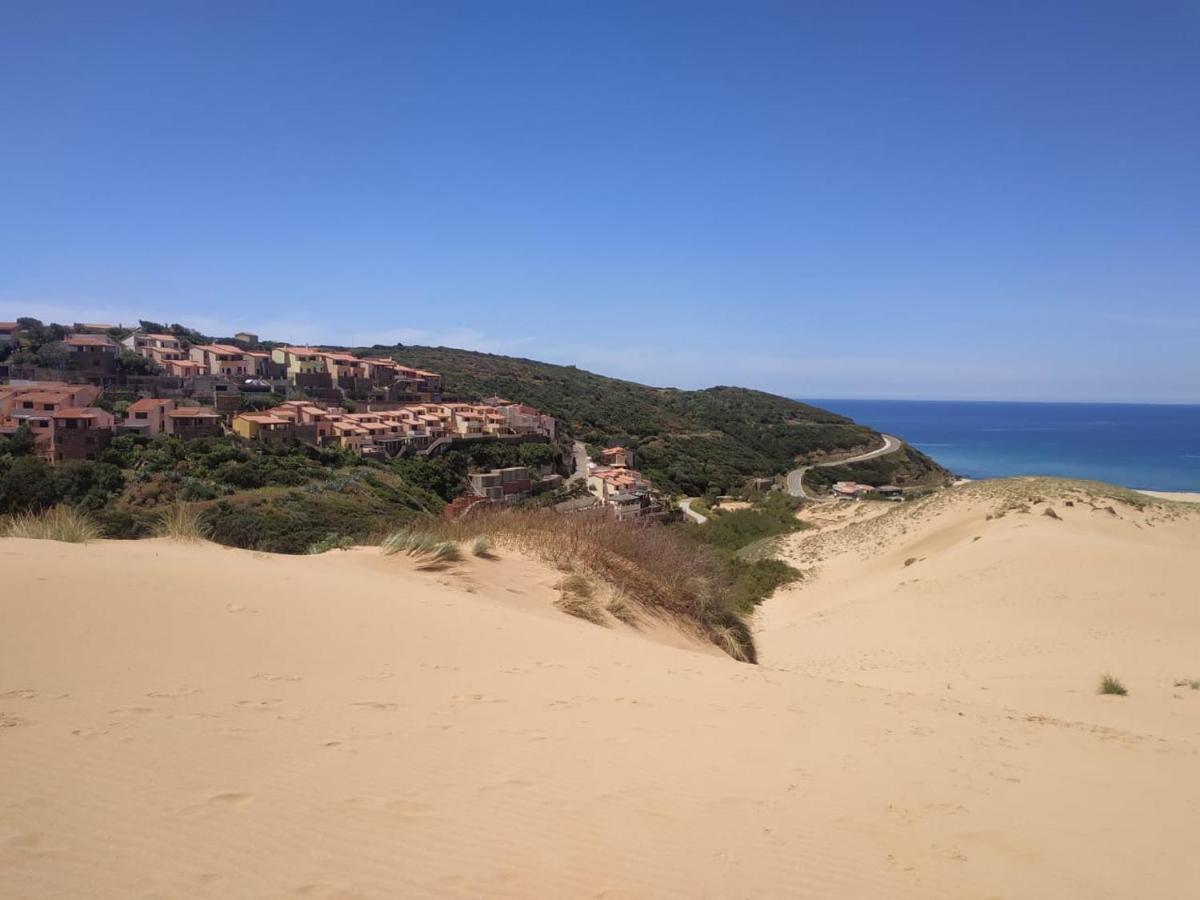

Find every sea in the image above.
[804,399,1200,493]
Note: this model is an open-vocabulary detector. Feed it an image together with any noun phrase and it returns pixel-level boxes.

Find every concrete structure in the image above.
[468,466,533,502]
[234,331,258,344]
[0,322,17,344]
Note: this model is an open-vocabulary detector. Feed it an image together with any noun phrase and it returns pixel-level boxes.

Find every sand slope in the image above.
[3,481,1199,898]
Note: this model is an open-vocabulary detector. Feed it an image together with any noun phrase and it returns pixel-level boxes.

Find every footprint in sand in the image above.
[109,705,154,716]
[235,699,282,710]
[208,792,253,807]
[1,689,39,700]
[0,712,26,728]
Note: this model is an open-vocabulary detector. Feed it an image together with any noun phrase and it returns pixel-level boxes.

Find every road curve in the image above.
[786,434,904,500]
[678,498,709,524]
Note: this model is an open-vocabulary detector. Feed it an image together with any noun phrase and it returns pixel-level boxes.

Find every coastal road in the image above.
[679,498,709,525]
[786,434,904,500]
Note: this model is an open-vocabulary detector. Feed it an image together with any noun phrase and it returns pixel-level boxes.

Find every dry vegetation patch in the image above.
[431,508,757,661]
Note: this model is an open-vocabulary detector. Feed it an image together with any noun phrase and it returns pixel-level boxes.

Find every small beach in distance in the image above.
[809,399,1200,494]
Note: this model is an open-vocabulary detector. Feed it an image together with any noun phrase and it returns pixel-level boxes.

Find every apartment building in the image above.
[0,322,18,345]
[165,407,222,439]
[231,413,296,442]
[123,397,175,436]
[189,343,251,378]
[62,333,119,373]
[48,407,115,461]
[163,358,206,377]
[587,466,660,519]
[600,446,635,468]
[1,383,103,424]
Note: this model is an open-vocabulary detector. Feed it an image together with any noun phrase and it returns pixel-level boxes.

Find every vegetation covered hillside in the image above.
[378,345,949,494]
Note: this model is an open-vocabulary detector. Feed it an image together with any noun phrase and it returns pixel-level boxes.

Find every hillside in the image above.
[380,345,951,494]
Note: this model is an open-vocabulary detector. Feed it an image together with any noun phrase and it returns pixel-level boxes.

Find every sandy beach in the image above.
[1136,489,1200,502]
[3,478,1199,898]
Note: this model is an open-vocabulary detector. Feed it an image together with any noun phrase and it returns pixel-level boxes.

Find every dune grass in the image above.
[154,503,211,543]
[430,507,758,661]
[3,505,102,544]
[471,536,495,559]
[1099,673,1128,696]
[381,528,462,570]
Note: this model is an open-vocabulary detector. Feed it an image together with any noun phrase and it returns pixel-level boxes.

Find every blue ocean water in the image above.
[805,399,1200,492]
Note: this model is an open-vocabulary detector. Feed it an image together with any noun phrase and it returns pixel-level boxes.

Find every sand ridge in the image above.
[2,479,1199,898]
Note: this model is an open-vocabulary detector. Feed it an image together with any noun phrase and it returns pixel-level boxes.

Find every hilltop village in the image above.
[0,319,662,519]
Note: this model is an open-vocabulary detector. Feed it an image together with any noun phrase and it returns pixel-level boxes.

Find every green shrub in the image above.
[1099,674,1128,696]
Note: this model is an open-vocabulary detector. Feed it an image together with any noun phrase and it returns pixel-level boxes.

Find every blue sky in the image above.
[2,1,1197,402]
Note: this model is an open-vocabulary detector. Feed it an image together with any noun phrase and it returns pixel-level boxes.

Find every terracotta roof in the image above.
[0,322,18,330]
[127,398,173,413]
[63,334,116,348]
[237,413,290,425]
[168,407,219,418]
[193,343,245,355]
[12,391,74,403]
[52,407,109,420]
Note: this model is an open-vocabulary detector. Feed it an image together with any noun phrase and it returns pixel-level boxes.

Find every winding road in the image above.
[786,434,903,500]
[678,498,708,525]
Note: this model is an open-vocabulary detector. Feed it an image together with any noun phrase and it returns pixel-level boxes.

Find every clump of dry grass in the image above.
[471,536,495,559]
[416,540,462,570]
[555,593,608,625]
[154,503,211,543]
[3,505,102,544]
[1099,673,1128,696]
[382,528,462,570]
[431,508,756,661]
[606,593,640,627]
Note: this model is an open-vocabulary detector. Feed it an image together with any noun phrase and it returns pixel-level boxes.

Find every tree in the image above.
[114,350,158,375]
[33,342,70,369]
[518,441,555,468]
[0,424,36,457]
[0,456,60,514]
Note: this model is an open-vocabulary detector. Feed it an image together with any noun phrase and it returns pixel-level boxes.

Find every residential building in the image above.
[189,343,251,377]
[163,358,206,378]
[600,446,634,468]
[47,407,115,462]
[0,322,18,344]
[234,331,258,344]
[62,333,118,372]
[271,346,326,379]
[165,407,222,439]
[123,397,175,436]
[1,382,103,424]
[587,466,661,520]
[231,413,296,442]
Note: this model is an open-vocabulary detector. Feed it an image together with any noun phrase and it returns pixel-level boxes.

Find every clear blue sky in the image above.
[2,1,1197,401]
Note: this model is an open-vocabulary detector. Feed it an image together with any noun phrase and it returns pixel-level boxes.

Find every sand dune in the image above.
[2,480,1199,898]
